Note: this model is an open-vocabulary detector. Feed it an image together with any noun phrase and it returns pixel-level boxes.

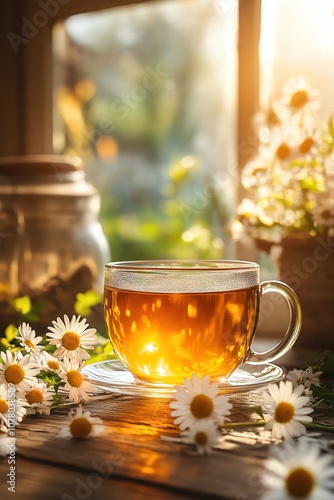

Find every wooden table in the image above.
[1,348,333,500]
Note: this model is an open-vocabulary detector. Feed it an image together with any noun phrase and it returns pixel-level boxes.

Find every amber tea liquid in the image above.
[104,286,258,385]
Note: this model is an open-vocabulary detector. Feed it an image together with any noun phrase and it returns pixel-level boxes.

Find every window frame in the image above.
[1,0,261,168]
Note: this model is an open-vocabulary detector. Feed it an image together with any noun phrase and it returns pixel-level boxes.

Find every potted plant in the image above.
[232,77,334,348]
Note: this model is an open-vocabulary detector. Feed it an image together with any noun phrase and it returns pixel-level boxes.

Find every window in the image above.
[52,1,238,260]
[259,0,334,115]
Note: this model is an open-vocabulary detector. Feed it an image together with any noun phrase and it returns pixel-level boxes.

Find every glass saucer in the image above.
[82,359,285,398]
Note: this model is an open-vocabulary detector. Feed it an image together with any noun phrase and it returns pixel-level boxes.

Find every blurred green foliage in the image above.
[54,2,237,262]
[0,291,112,366]
[100,155,232,261]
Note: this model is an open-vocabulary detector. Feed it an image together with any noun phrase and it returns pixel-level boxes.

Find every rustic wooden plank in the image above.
[8,393,270,499]
[7,441,266,500]
[5,384,333,500]
[0,457,202,500]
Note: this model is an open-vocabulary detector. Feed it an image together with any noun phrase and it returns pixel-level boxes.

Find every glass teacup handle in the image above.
[247,280,302,364]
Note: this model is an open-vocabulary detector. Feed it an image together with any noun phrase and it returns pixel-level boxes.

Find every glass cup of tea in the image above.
[104,260,301,386]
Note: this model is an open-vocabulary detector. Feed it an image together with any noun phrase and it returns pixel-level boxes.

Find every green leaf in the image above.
[104,343,113,355]
[74,290,102,317]
[326,381,334,391]
[13,296,31,315]
[328,115,334,138]
[0,338,10,349]
[300,177,323,192]
[323,394,334,404]
[84,350,116,365]
[311,384,331,398]
[52,393,63,406]
[311,383,334,407]
[25,300,46,321]
[307,350,334,375]
[252,405,265,420]
[5,324,18,343]
[39,371,61,385]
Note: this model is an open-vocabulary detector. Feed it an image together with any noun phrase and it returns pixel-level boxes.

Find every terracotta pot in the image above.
[256,234,334,350]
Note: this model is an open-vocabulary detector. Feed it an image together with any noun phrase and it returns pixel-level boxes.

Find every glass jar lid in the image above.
[0,155,85,184]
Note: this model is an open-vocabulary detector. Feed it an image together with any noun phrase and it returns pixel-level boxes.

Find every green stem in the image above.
[311,399,325,408]
[219,421,265,430]
[219,421,334,433]
[305,423,334,433]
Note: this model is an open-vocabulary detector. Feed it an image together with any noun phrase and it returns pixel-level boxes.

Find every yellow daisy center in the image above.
[0,398,9,414]
[47,360,60,371]
[5,364,25,384]
[190,394,214,419]
[276,143,291,161]
[25,339,35,349]
[194,431,208,446]
[26,389,44,405]
[299,137,314,154]
[62,331,81,351]
[267,109,279,127]
[275,401,295,423]
[70,417,92,439]
[285,467,315,497]
[67,370,83,388]
[290,90,309,108]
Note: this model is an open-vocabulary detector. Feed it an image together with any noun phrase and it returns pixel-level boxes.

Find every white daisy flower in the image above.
[46,315,97,363]
[280,76,319,114]
[271,136,295,163]
[0,384,26,431]
[286,369,313,398]
[257,125,300,166]
[59,358,94,403]
[241,161,271,190]
[310,194,334,228]
[263,380,313,440]
[287,367,322,390]
[297,128,320,156]
[170,374,232,431]
[16,322,44,354]
[286,368,306,387]
[0,385,9,428]
[0,351,40,391]
[58,404,106,440]
[236,198,258,224]
[38,351,62,373]
[253,105,281,136]
[255,197,289,227]
[23,379,55,415]
[261,438,334,500]
[303,367,322,388]
[180,419,220,455]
